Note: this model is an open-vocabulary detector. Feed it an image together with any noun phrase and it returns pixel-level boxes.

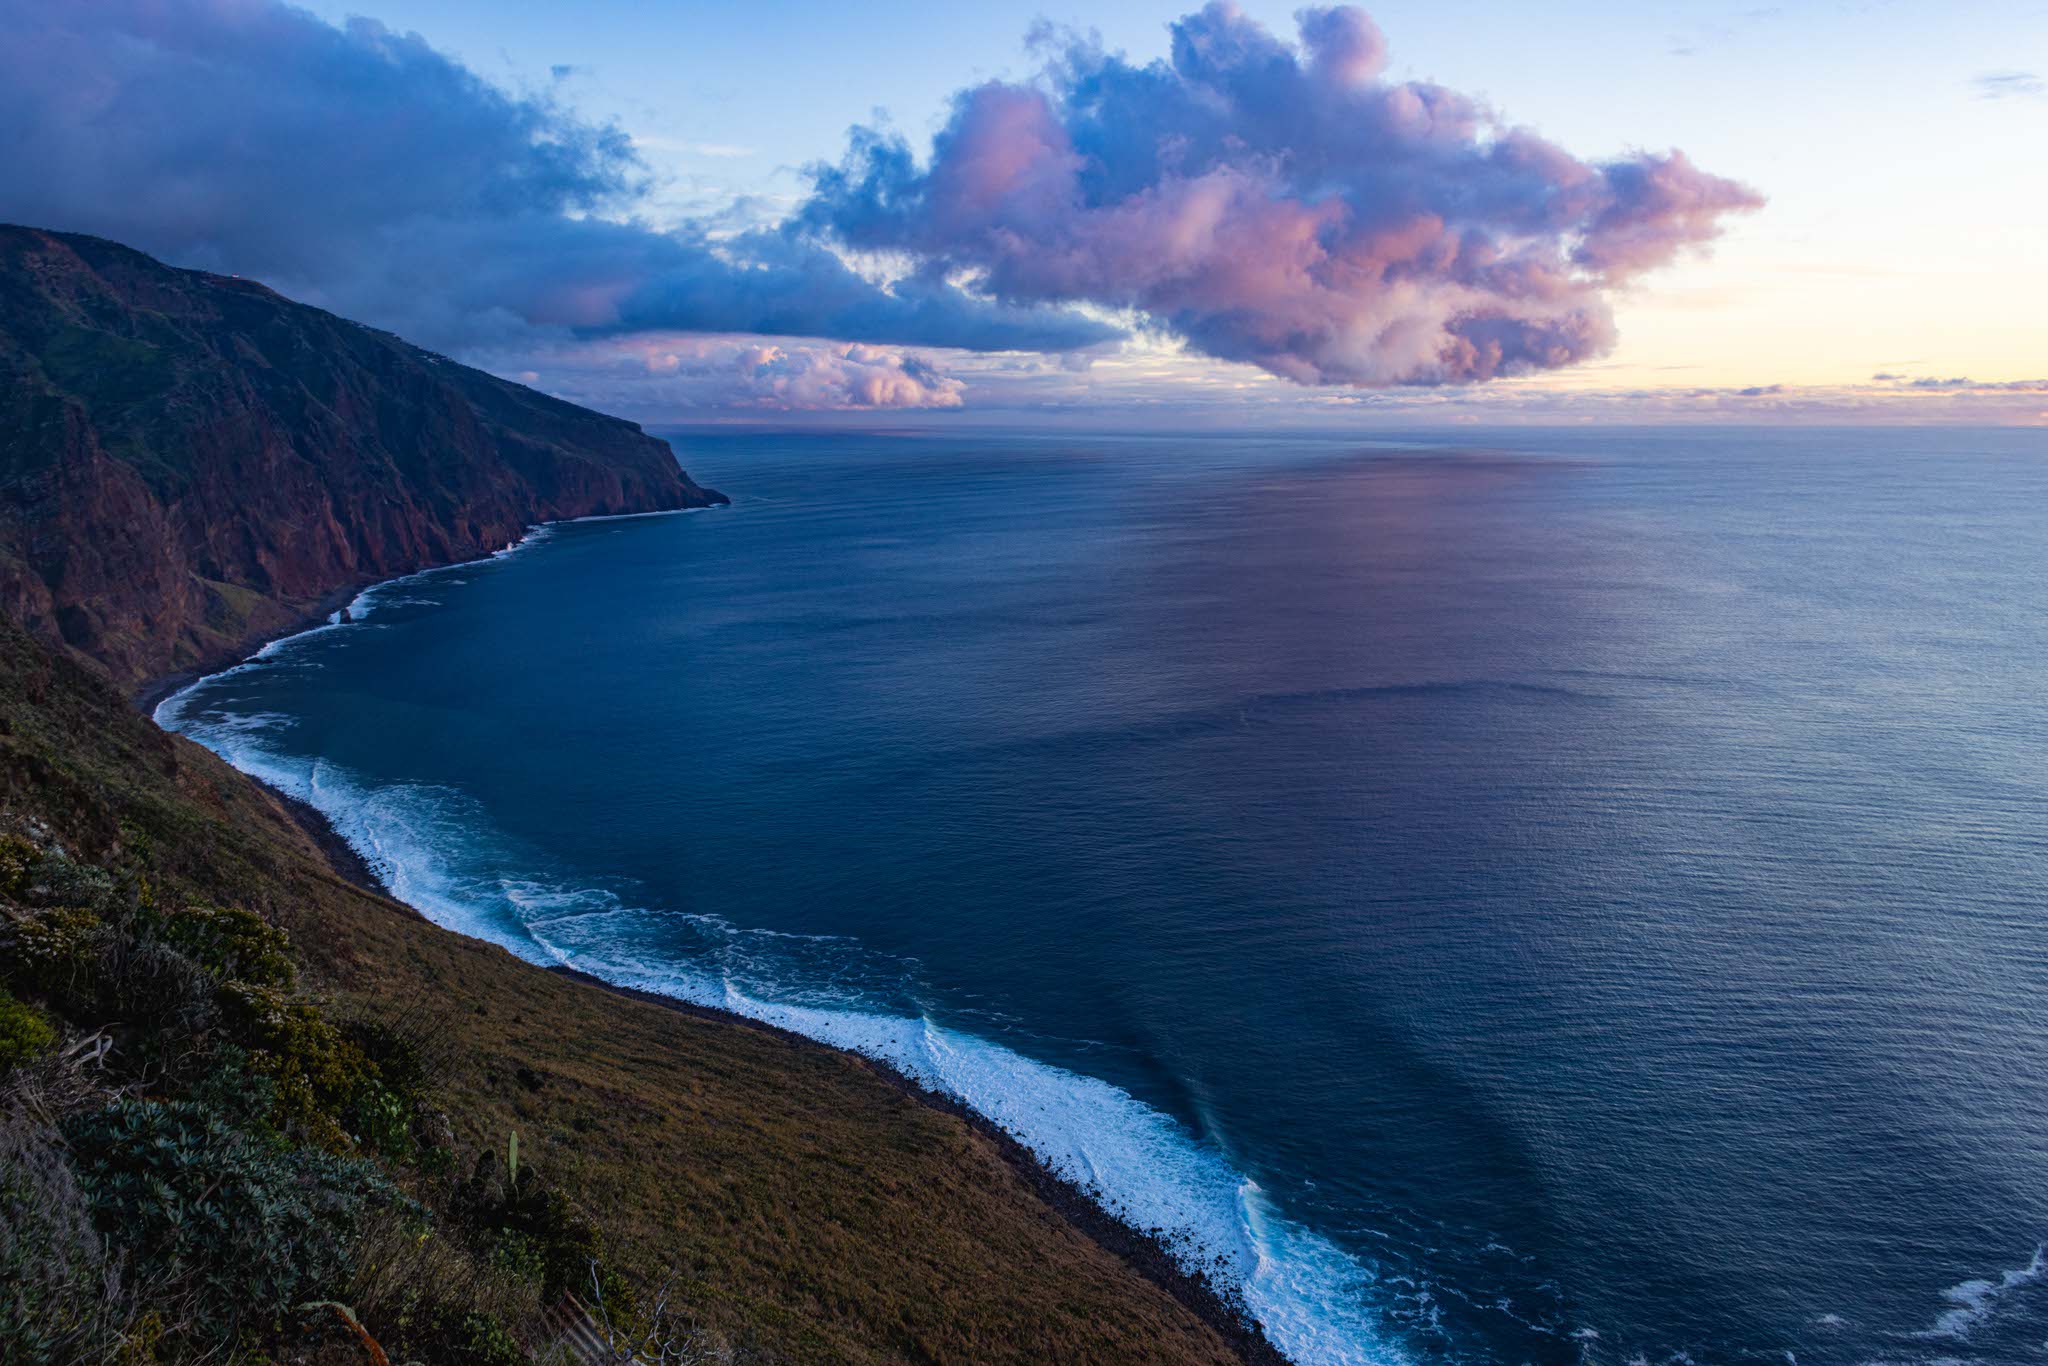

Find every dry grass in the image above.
[0,613,1250,1365]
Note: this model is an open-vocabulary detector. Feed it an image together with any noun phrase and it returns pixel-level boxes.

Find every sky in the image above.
[4,0,2046,425]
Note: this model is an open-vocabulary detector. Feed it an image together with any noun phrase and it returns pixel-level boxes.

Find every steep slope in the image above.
[0,224,723,690]
[0,604,1258,1364]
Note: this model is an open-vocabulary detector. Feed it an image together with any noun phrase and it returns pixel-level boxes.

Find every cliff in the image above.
[0,224,724,691]
[0,226,1269,1363]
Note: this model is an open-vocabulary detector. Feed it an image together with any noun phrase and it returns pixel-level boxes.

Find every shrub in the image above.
[96,934,218,1048]
[438,1310,528,1359]
[17,855,116,913]
[491,1229,549,1283]
[0,834,36,898]
[346,1210,542,1366]
[456,1149,626,1309]
[0,990,55,1071]
[63,1099,400,1348]
[0,903,105,998]
[218,982,373,1146]
[342,1013,441,1099]
[184,1049,283,1142]
[151,902,294,989]
[0,1110,133,1366]
[377,1304,535,1366]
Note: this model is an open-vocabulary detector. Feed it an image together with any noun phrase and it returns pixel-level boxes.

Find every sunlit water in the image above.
[160,427,2048,1365]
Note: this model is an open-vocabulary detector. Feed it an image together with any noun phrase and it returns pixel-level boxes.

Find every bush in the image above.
[16,855,116,913]
[63,1098,400,1348]
[456,1148,630,1310]
[411,1308,532,1366]
[0,1110,133,1366]
[345,1210,542,1366]
[343,1013,441,1098]
[0,903,105,999]
[151,902,294,989]
[339,1014,447,1161]
[218,982,374,1146]
[0,834,37,899]
[0,847,121,1003]
[0,990,55,1071]
[97,934,218,1048]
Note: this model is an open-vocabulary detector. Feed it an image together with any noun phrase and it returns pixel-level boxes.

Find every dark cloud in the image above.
[803,2,1761,387]
[0,0,1111,355]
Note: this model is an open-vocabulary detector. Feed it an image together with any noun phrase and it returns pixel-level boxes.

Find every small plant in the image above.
[396,1307,529,1366]
[347,1079,415,1161]
[456,1146,615,1305]
[490,1229,547,1283]
[443,1310,528,1366]
[0,988,55,1070]
[0,833,39,898]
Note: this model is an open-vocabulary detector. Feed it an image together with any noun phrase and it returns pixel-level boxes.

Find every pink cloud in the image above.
[806,4,1762,387]
[593,335,965,410]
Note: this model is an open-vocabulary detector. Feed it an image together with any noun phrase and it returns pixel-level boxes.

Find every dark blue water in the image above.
[161,427,2048,1365]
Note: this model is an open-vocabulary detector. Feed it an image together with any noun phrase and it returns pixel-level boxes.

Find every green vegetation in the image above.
[33,323,176,410]
[0,608,1255,1363]
[0,989,54,1070]
[0,830,657,1364]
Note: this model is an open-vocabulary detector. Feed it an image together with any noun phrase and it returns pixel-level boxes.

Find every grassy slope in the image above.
[0,611,1247,1365]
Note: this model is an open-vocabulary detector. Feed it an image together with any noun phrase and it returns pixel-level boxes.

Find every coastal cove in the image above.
[153,426,2048,1366]
[143,505,1287,1364]
[147,500,1368,1364]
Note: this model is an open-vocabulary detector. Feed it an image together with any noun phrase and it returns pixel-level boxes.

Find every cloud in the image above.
[1972,70,2045,100]
[0,0,1112,355]
[1872,373,2048,392]
[802,3,1761,387]
[0,0,1767,413]
[509,335,967,411]
[656,338,968,410]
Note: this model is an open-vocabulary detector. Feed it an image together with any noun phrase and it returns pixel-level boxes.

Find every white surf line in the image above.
[152,504,717,729]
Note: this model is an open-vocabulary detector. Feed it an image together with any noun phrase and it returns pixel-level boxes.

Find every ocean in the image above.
[158,426,2048,1365]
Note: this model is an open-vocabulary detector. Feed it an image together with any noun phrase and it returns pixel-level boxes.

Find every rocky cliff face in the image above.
[0,225,724,692]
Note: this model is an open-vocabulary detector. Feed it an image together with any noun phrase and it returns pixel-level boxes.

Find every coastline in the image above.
[134,503,725,718]
[549,965,1285,1364]
[133,585,360,715]
[135,516,1287,1366]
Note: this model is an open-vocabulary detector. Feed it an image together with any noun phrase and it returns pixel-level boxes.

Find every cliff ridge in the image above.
[0,224,724,690]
